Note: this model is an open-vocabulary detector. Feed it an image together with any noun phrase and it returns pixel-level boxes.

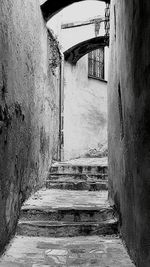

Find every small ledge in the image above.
[88,75,107,83]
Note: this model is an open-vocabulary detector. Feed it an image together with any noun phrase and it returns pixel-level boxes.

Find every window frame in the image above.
[88,47,105,82]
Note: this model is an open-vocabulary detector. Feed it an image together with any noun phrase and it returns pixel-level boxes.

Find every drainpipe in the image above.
[58,52,64,161]
[46,24,64,162]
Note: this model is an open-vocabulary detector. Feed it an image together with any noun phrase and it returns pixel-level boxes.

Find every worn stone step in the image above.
[46,179,108,190]
[48,173,108,180]
[50,165,108,175]
[20,205,114,223]
[19,189,119,237]
[17,219,118,237]
[21,189,109,210]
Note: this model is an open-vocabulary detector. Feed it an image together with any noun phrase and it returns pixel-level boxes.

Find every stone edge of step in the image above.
[17,218,118,227]
[21,203,112,212]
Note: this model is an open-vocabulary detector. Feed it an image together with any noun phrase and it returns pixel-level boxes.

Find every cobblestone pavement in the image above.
[0,235,135,267]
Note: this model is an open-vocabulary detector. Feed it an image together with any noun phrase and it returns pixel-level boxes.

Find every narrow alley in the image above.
[0,158,134,266]
[0,0,150,266]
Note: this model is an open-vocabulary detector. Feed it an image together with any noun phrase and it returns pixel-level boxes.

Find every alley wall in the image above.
[64,54,108,160]
[0,0,60,252]
[108,0,150,266]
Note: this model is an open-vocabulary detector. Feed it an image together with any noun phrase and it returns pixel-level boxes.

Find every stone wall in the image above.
[108,0,150,266]
[0,0,60,252]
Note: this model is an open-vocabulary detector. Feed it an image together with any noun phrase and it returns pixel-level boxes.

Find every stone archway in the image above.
[64,36,108,64]
[40,0,110,22]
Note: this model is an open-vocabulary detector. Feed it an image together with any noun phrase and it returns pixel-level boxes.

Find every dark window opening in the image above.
[88,48,104,80]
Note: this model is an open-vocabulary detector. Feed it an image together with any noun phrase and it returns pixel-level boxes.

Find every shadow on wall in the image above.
[81,103,108,158]
[83,102,106,131]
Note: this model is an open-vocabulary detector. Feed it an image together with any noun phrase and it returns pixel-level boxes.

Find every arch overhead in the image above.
[40,0,110,22]
[64,36,108,64]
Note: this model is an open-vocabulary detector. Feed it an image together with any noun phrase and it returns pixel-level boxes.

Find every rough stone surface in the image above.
[0,0,60,252]
[17,219,118,237]
[46,179,108,191]
[50,157,108,174]
[52,157,108,166]
[108,0,150,266]
[21,188,109,210]
[17,188,118,237]
[20,206,114,223]
[48,158,108,191]
[0,235,134,266]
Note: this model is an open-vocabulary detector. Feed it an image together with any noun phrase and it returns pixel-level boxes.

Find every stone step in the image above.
[20,205,114,223]
[46,179,108,190]
[20,189,110,218]
[18,189,118,238]
[17,219,118,237]
[50,164,108,176]
[49,173,108,180]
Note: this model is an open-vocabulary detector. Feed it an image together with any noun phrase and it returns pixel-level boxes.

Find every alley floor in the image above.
[0,235,134,267]
[0,189,134,267]
[0,158,135,266]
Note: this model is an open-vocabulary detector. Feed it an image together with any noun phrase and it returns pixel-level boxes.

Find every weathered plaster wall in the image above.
[0,0,60,252]
[108,1,150,266]
[64,53,107,160]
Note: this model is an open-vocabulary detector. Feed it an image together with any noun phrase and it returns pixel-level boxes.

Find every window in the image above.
[88,48,104,80]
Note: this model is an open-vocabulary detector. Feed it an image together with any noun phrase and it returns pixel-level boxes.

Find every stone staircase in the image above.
[46,158,108,191]
[17,190,118,238]
[17,158,118,238]
[0,158,135,266]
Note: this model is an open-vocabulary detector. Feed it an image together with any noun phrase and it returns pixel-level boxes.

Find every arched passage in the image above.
[64,36,108,64]
[40,0,110,22]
